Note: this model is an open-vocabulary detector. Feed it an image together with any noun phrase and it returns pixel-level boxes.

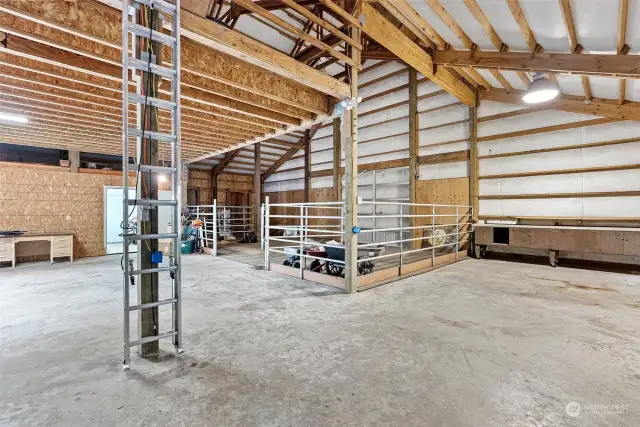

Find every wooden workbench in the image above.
[474,223,640,266]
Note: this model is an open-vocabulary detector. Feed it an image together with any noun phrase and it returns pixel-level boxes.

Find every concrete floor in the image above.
[0,255,638,427]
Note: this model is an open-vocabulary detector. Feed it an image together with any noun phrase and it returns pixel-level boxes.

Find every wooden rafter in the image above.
[557,0,591,102]
[232,0,360,69]
[360,2,474,105]
[214,150,241,173]
[2,1,334,112]
[262,123,323,179]
[462,0,529,89]
[278,0,362,50]
[430,50,640,79]
[617,0,629,105]
[505,0,540,52]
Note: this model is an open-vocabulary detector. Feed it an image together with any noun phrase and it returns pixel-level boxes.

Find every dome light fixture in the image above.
[522,72,559,104]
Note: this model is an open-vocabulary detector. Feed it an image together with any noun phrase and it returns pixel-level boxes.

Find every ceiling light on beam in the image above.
[522,73,559,104]
[0,113,28,124]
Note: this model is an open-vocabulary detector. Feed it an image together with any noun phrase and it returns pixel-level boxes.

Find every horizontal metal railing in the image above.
[263,198,473,282]
[188,201,255,256]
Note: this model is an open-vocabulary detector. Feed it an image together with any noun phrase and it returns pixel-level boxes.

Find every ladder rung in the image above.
[129,127,177,143]
[128,57,176,79]
[128,298,177,311]
[134,0,177,16]
[129,266,178,275]
[128,22,177,47]
[127,199,178,206]
[137,164,177,174]
[128,93,176,110]
[126,330,177,347]
[125,233,178,241]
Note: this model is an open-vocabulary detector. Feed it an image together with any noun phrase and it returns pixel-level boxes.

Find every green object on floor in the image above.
[180,240,193,254]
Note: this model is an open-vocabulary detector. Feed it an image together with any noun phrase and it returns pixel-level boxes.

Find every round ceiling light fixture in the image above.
[522,72,560,104]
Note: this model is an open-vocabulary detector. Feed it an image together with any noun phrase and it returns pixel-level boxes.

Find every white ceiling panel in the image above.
[570,0,618,53]
[518,0,571,53]
[500,70,530,91]
[408,0,469,49]
[475,69,501,88]
[556,74,585,97]
[625,79,640,102]
[588,76,620,100]
[627,0,640,53]
[432,0,497,50]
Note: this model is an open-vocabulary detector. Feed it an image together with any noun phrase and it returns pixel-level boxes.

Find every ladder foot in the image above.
[122,364,130,371]
[176,348,184,354]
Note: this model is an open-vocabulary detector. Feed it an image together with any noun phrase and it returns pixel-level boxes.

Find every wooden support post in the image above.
[343,0,360,294]
[68,150,80,173]
[211,168,218,203]
[137,6,162,357]
[469,88,479,223]
[304,129,311,203]
[333,117,342,202]
[408,67,419,249]
[254,143,261,240]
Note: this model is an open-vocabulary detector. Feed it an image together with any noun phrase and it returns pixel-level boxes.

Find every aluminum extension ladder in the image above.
[121,0,183,370]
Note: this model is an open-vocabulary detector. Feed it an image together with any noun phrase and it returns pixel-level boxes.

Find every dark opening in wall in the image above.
[493,227,510,245]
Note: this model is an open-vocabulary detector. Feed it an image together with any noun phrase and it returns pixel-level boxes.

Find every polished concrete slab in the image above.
[0,255,638,426]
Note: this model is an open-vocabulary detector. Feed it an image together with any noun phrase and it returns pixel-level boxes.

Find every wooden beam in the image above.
[262,123,323,179]
[318,0,362,29]
[408,67,419,249]
[469,89,479,223]
[230,0,320,16]
[617,0,630,105]
[343,0,360,294]
[254,143,261,240]
[278,0,362,50]
[231,0,360,69]
[359,3,474,106]
[376,0,447,49]
[480,190,640,200]
[214,150,240,173]
[303,129,311,203]
[505,0,539,51]
[558,0,592,103]
[480,163,640,180]
[376,0,435,49]
[424,0,475,49]
[617,0,630,55]
[332,117,342,201]
[9,0,341,105]
[482,90,640,121]
[180,8,349,98]
[431,50,640,78]
[418,150,470,165]
[462,0,505,51]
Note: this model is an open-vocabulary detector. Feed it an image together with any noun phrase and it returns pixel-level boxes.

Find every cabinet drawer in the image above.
[52,241,70,250]
[53,236,72,244]
[52,246,72,257]
[0,245,14,256]
[0,238,12,246]
[0,254,12,261]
